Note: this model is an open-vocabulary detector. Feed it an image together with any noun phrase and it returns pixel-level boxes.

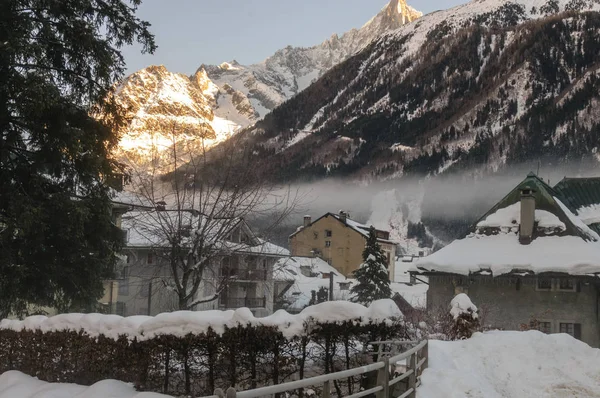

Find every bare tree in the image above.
[119,123,300,311]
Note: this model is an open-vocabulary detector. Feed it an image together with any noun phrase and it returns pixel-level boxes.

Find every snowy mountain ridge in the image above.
[112,0,422,167]
[239,0,600,182]
[199,0,422,120]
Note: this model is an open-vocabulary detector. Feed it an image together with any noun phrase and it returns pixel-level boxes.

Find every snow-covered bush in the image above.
[449,293,480,340]
[0,300,412,396]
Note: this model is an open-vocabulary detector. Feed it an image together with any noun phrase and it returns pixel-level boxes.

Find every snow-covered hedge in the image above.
[0,300,408,396]
[0,299,402,340]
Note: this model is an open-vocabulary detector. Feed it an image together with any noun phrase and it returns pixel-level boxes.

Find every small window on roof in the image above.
[325,230,332,237]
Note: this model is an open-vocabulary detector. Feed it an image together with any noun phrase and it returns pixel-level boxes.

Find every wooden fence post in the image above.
[376,358,389,398]
[422,341,429,371]
[322,380,331,398]
[408,352,417,398]
[226,387,237,398]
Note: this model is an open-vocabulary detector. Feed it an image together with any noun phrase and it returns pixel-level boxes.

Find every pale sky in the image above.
[122,0,466,75]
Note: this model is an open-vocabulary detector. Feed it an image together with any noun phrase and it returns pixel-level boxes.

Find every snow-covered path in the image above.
[0,371,170,398]
[418,331,600,398]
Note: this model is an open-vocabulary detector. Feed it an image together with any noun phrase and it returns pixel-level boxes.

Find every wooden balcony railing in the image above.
[219,297,266,309]
[220,268,267,281]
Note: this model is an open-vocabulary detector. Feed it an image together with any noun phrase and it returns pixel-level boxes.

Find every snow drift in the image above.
[418,330,600,398]
[0,371,169,398]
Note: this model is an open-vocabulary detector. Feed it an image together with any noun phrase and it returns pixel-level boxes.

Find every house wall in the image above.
[427,274,600,347]
[117,249,276,317]
[289,215,396,278]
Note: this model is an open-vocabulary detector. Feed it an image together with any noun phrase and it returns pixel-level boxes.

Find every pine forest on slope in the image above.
[228,0,600,182]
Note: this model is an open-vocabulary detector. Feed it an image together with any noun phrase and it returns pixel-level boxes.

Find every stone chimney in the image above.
[339,210,348,224]
[519,186,536,244]
[303,215,311,227]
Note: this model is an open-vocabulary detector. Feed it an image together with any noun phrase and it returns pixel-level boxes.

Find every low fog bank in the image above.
[252,159,600,248]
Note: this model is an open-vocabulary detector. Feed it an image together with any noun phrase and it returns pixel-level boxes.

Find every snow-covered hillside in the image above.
[418,330,600,397]
[243,0,600,182]
[112,0,421,168]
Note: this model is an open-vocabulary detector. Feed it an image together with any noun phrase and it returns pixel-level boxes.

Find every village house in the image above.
[289,211,397,278]
[412,173,600,347]
[113,207,288,317]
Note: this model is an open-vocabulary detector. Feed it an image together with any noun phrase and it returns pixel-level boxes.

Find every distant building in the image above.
[114,208,288,317]
[289,211,397,278]
[413,173,600,347]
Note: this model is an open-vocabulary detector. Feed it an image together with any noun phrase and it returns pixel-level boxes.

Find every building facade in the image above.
[414,173,600,347]
[289,211,397,278]
[115,209,287,317]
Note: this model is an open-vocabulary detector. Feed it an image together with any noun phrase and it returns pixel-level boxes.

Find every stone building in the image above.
[289,211,397,278]
[413,173,600,347]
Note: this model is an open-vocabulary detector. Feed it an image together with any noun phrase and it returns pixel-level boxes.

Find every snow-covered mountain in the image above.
[199,0,422,119]
[112,0,421,166]
[113,65,239,168]
[235,0,600,182]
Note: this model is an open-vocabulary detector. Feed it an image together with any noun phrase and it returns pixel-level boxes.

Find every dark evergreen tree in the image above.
[0,0,156,317]
[351,226,392,305]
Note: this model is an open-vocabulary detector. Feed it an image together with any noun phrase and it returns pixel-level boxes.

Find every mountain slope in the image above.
[237,0,600,182]
[113,0,421,166]
[114,65,238,167]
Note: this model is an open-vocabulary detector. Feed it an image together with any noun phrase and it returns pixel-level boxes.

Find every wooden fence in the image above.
[204,340,429,398]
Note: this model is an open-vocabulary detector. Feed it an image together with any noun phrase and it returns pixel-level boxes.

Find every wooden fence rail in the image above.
[208,340,429,398]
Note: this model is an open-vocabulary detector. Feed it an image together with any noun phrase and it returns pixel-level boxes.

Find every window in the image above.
[537,321,551,334]
[325,240,331,247]
[118,279,129,296]
[559,323,581,339]
[147,252,153,264]
[325,230,332,237]
[121,266,130,279]
[537,278,551,290]
[559,279,575,291]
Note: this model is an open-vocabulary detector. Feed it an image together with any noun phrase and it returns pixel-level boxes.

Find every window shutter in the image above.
[574,323,582,340]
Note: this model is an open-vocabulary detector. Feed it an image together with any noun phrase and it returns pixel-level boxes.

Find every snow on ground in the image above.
[0,299,402,340]
[0,371,169,398]
[418,330,600,398]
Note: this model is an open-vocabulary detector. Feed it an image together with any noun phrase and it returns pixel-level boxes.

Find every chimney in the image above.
[519,186,536,244]
[303,215,311,227]
[339,210,347,224]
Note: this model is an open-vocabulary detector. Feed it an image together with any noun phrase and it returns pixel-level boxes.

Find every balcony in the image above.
[220,268,267,281]
[219,297,266,309]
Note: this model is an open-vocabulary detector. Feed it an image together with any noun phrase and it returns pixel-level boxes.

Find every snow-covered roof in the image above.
[415,173,600,277]
[413,233,600,276]
[121,209,287,257]
[290,212,396,244]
